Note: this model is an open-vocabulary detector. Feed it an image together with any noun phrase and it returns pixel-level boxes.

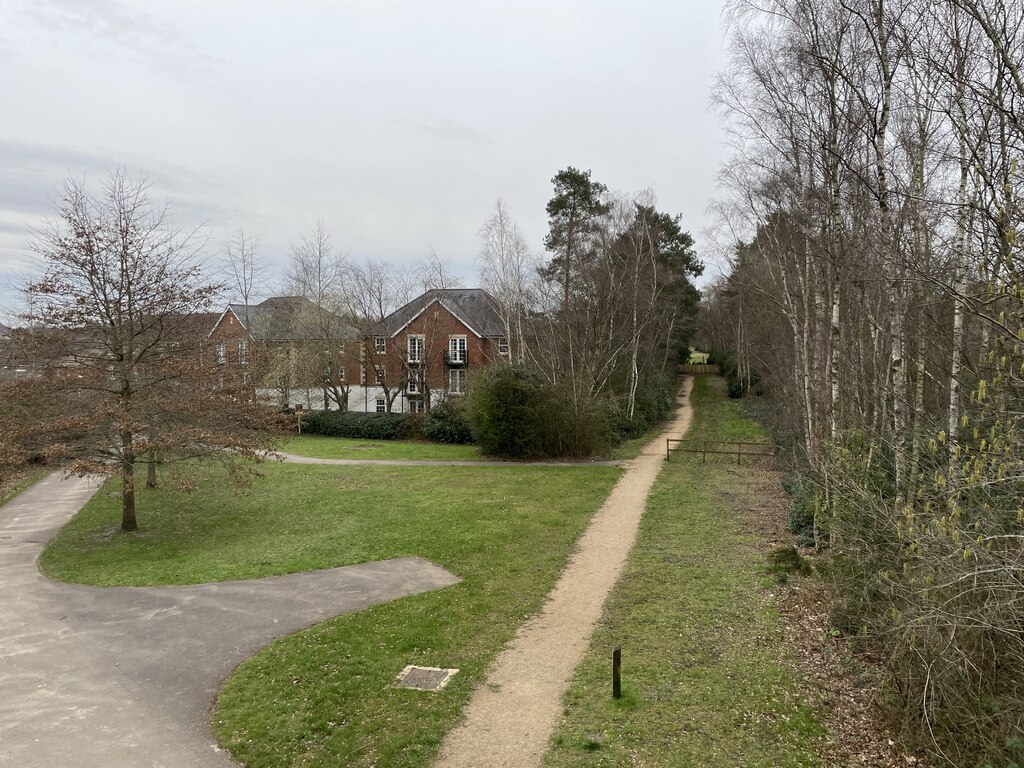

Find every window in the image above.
[374,365,385,384]
[216,342,226,364]
[498,337,509,356]
[449,368,466,394]
[409,400,425,414]
[407,377,418,394]
[238,340,248,365]
[375,398,386,413]
[338,366,345,381]
[448,336,467,363]
[374,337,386,355]
[407,335,424,363]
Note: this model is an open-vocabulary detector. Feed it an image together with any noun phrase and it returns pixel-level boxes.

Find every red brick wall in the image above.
[208,310,249,363]
[371,302,505,399]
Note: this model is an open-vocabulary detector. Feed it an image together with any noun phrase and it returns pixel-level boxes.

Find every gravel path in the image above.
[433,377,695,768]
[0,472,459,768]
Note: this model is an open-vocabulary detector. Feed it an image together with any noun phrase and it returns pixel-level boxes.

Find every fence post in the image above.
[612,646,622,699]
[666,438,670,461]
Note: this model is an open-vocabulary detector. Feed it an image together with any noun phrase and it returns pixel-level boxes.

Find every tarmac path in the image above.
[434,376,695,768]
[0,472,459,768]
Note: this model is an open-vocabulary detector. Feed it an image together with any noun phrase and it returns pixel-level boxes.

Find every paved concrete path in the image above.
[0,472,459,768]
[434,377,695,768]
[276,453,621,467]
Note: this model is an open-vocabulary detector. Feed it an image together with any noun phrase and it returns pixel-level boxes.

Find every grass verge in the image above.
[545,375,823,767]
[0,465,50,507]
[281,435,482,461]
[39,460,621,767]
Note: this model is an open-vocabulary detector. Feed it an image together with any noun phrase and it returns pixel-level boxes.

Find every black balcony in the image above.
[444,351,468,368]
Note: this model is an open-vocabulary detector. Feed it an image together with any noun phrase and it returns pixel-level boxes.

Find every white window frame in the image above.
[497,337,509,356]
[374,337,387,355]
[407,377,418,394]
[409,400,425,414]
[375,398,386,413]
[374,365,385,384]
[338,365,345,382]
[238,340,248,365]
[449,368,466,394]
[216,342,226,364]
[448,335,467,363]
[407,334,424,363]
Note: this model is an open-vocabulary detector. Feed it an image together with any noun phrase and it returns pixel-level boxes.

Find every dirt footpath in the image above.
[434,377,695,768]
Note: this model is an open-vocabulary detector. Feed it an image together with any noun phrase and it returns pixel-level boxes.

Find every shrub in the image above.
[300,410,411,440]
[467,365,544,458]
[424,400,474,444]
[607,375,677,443]
[782,473,818,545]
[767,545,811,577]
[537,383,610,458]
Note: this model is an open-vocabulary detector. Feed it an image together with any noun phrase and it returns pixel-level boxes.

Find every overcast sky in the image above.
[0,0,730,319]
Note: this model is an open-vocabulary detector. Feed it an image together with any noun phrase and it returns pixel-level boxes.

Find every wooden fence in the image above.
[665,438,773,463]
[679,364,720,374]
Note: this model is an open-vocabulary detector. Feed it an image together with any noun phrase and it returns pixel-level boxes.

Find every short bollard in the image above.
[612,646,622,699]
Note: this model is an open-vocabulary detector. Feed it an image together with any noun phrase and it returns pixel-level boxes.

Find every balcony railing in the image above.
[444,351,468,367]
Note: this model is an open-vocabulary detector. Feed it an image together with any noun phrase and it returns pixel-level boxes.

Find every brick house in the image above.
[351,288,510,413]
[207,290,509,412]
[207,296,360,408]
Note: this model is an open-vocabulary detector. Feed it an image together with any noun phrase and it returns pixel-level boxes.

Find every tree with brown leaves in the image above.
[3,171,283,532]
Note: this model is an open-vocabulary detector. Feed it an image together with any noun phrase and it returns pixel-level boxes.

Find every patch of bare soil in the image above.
[742,463,915,767]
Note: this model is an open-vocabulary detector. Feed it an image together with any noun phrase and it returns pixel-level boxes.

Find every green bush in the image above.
[300,410,411,440]
[467,365,545,458]
[607,375,677,443]
[424,400,474,444]
[538,383,611,458]
[767,545,811,578]
[782,473,818,545]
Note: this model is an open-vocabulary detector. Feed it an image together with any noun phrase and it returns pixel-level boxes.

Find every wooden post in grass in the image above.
[612,646,622,699]
[666,438,670,461]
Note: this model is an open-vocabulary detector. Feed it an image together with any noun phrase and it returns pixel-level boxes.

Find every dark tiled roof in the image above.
[381,289,506,338]
[225,296,357,342]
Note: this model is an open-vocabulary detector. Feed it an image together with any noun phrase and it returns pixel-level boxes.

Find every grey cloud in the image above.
[7,0,217,76]
[418,114,492,146]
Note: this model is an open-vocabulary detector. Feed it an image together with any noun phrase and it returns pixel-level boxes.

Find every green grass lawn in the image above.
[545,375,823,767]
[280,434,483,461]
[40,460,621,767]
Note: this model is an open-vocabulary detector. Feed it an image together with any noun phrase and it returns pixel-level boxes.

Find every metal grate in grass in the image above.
[394,665,459,692]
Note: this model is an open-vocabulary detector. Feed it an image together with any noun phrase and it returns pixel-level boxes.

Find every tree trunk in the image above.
[121,434,138,532]
[146,449,157,489]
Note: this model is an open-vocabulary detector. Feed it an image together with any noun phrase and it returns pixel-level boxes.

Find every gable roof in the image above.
[215,296,358,342]
[381,289,506,338]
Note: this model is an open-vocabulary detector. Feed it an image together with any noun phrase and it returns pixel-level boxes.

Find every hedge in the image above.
[299,410,412,440]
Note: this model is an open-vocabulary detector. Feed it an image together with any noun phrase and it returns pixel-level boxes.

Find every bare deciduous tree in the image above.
[4,171,281,532]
